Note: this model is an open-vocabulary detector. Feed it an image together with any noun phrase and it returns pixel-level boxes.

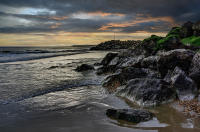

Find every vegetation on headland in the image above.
[181,36,200,46]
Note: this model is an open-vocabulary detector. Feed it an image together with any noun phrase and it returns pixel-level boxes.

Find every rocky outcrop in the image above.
[165,67,198,101]
[117,78,175,106]
[189,53,200,88]
[93,20,200,114]
[106,108,153,123]
[101,53,118,66]
[75,64,94,72]
[157,49,195,77]
[193,21,200,36]
[90,40,141,50]
[180,21,194,38]
[103,67,160,93]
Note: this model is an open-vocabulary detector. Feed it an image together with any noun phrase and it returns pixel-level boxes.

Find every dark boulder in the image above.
[106,108,153,123]
[103,67,161,93]
[189,53,200,88]
[180,21,194,38]
[96,65,117,75]
[101,53,118,66]
[141,56,160,70]
[165,67,198,101]
[75,64,94,72]
[117,55,145,68]
[157,49,195,77]
[117,78,175,106]
[189,52,200,73]
[159,36,184,51]
[193,21,200,36]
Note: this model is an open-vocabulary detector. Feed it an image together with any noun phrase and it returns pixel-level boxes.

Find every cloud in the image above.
[0,0,199,34]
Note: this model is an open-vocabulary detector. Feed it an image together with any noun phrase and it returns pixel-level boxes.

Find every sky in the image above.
[0,0,199,46]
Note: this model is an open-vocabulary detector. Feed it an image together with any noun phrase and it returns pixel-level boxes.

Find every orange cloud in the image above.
[50,23,62,29]
[99,15,176,31]
[49,16,68,20]
[87,11,125,17]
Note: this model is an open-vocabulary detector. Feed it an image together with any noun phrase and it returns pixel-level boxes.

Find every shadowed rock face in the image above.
[165,67,198,101]
[180,21,194,38]
[101,53,118,66]
[117,78,175,107]
[75,64,94,72]
[103,67,161,93]
[106,109,153,123]
[189,53,200,88]
[157,49,195,77]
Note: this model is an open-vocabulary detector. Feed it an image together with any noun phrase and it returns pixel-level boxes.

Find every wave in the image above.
[0,49,86,54]
[0,78,103,105]
[0,50,89,63]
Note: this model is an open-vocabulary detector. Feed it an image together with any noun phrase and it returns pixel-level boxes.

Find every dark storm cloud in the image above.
[0,0,200,33]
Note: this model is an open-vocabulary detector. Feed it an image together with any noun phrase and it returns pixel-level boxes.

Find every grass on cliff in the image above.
[166,27,181,37]
[181,36,200,46]
[143,35,163,42]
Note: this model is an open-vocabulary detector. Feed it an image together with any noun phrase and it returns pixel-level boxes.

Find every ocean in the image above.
[0,46,199,132]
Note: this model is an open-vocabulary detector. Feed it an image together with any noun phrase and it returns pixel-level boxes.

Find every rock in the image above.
[157,49,195,77]
[141,35,163,55]
[108,57,120,66]
[189,71,200,89]
[101,53,118,66]
[189,52,200,73]
[168,67,198,101]
[117,78,175,106]
[103,67,161,93]
[106,108,153,123]
[159,36,184,51]
[193,21,200,36]
[141,56,160,70]
[90,40,141,50]
[117,55,145,68]
[189,53,200,88]
[75,64,94,72]
[96,65,117,75]
[180,21,194,38]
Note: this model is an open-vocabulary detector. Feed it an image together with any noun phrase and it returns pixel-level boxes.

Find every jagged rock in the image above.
[108,56,120,66]
[189,71,200,89]
[167,67,198,101]
[117,55,145,68]
[160,36,184,51]
[96,65,117,75]
[193,21,200,36]
[90,40,141,50]
[157,49,195,77]
[75,64,94,72]
[141,56,160,70]
[101,53,118,66]
[106,108,153,123]
[180,21,194,38]
[189,52,200,73]
[117,78,175,106]
[189,53,200,88]
[103,67,161,93]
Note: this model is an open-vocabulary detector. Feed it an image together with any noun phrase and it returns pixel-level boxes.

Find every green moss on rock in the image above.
[143,35,163,43]
[181,36,200,46]
[166,27,182,37]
